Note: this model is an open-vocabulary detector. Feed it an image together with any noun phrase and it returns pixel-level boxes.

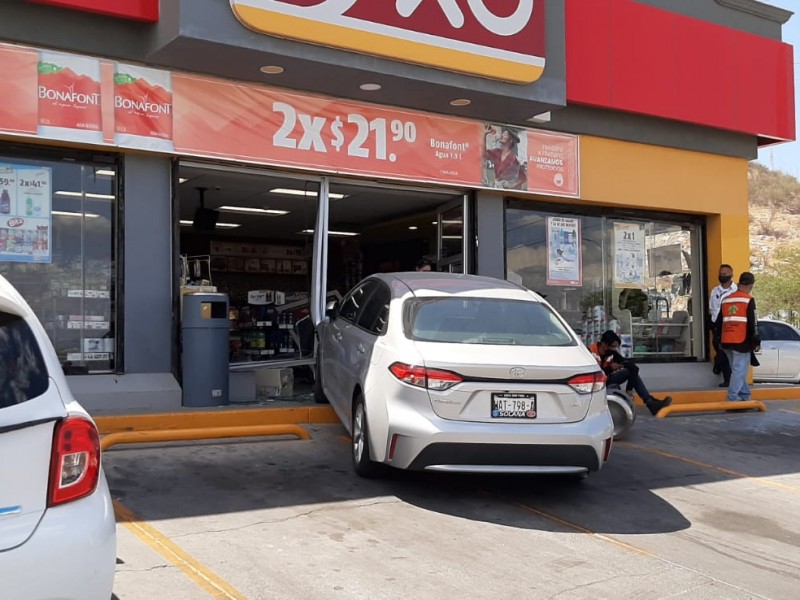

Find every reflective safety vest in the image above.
[720,290,752,344]
[588,342,603,366]
[588,342,613,369]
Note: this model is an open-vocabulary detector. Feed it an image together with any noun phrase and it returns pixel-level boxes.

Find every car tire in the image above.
[352,394,383,478]
[313,352,328,404]
[559,471,589,484]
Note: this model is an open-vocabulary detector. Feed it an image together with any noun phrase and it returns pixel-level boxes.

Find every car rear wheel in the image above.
[313,352,328,404]
[352,394,383,478]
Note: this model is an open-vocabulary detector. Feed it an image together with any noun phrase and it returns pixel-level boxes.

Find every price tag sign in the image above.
[173,76,484,187]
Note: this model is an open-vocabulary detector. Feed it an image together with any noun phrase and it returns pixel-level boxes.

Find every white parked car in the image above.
[315,273,614,478]
[0,275,116,600]
[754,319,800,383]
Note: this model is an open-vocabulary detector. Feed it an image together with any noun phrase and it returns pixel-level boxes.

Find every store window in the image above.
[506,202,704,362]
[0,149,117,374]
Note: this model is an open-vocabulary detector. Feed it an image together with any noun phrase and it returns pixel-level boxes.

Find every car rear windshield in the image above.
[405,297,577,346]
[0,311,49,408]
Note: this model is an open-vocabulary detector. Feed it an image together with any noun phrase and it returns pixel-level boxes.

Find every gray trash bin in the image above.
[182,292,229,407]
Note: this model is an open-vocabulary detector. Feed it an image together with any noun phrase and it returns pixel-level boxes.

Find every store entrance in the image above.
[177,162,466,405]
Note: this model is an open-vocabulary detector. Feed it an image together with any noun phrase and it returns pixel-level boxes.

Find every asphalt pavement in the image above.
[105,399,800,600]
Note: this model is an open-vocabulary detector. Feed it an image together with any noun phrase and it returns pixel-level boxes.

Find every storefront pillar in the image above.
[706,213,751,293]
[68,154,181,413]
[475,192,505,280]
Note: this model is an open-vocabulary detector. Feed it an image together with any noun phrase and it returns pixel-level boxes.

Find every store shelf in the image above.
[238,321,273,328]
[241,349,276,356]
[67,352,113,362]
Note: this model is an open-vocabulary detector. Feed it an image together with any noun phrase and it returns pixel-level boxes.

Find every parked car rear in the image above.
[316,273,614,478]
[0,275,116,600]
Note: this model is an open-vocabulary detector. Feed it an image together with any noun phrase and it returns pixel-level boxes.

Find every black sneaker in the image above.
[646,396,672,416]
[718,382,729,388]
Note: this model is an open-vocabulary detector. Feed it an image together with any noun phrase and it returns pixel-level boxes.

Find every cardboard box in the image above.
[255,368,294,399]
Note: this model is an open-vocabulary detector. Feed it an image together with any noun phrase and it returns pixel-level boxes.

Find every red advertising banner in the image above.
[173,74,483,187]
[0,45,38,136]
[0,42,580,198]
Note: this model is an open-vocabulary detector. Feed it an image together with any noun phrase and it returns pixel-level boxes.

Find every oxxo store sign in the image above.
[230,0,546,84]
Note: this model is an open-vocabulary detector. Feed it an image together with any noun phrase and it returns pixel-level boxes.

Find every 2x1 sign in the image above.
[230,0,546,84]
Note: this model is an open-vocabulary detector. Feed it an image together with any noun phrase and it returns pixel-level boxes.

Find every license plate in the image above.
[491,393,537,418]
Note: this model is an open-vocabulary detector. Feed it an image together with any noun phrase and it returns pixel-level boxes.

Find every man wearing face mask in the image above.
[715,272,760,402]
[709,264,736,387]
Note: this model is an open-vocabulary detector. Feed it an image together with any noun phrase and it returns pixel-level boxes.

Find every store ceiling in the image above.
[178,164,462,242]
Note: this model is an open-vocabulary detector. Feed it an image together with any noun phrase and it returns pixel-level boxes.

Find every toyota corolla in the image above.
[315,273,614,478]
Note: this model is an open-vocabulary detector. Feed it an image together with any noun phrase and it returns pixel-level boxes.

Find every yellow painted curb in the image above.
[95,405,338,435]
[101,424,311,451]
[654,400,767,419]
[631,386,800,406]
[94,386,800,436]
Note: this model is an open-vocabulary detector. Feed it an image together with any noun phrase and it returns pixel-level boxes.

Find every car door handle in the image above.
[357,344,366,354]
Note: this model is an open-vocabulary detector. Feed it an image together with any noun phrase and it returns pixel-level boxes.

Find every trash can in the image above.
[181,292,229,407]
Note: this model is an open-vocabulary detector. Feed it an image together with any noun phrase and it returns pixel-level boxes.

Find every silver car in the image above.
[315,273,614,477]
[754,319,800,383]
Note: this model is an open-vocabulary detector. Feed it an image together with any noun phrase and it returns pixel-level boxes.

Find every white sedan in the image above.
[754,319,800,383]
[0,275,116,599]
[315,273,614,477]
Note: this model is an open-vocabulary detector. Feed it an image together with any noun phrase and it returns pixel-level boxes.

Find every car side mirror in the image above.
[325,300,339,319]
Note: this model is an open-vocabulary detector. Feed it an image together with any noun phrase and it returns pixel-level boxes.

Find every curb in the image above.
[95,387,800,436]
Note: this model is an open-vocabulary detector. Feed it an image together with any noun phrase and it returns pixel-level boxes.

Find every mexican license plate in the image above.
[491,393,537,418]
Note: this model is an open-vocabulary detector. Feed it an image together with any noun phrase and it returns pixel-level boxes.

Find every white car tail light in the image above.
[568,371,607,394]
[48,417,101,507]
[389,362,463,391]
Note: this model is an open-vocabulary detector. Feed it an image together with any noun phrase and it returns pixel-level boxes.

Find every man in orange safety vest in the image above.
[714,272,760,402]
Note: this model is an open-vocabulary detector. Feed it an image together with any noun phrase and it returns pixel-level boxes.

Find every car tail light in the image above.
[603,437,613,462]
[568,371,606,394]
[48,417,101,507]
[388,362,463,391]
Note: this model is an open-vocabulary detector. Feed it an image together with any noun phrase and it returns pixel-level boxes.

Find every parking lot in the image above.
[105,400,800,600]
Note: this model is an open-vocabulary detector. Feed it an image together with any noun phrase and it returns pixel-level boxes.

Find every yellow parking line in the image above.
[114,500,247,600]
[619,442,800,494]
[501,496,652,557]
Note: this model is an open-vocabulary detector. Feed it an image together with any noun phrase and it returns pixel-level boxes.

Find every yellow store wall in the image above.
[579,135,751,293]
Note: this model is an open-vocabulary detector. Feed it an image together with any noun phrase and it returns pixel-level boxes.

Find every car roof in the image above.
[373,272,541,301]
[0,274,34,318]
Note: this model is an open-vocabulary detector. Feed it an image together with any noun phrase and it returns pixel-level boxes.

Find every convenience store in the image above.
[0,0,794,411]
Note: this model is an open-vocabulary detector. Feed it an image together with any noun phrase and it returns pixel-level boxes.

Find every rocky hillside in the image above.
[748,163,800,272]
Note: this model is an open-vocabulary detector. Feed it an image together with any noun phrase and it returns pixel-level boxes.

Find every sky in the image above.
[756,0,799,176]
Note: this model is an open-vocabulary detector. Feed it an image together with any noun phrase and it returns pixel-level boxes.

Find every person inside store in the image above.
[589,330,673,416]
[714,271,760,402]
[709,263,737,387]
[619,288,650,319]
[485,127,527,190]
[415,257,434,272]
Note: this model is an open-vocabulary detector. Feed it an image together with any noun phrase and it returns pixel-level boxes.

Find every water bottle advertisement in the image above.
[0,163,52,263]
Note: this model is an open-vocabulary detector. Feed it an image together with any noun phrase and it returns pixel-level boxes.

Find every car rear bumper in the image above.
[385,408,613,473]
[0,474,116,600]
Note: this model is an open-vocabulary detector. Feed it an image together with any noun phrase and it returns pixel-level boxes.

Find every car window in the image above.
[758,322,775,341]
[771,323,800,341]
[357,284,391,335]
[0,311,49,409]
[406,297,577,346]
[338,280,379,324]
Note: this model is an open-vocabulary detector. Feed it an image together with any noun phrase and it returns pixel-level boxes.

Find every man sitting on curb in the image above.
[589,330,673,416]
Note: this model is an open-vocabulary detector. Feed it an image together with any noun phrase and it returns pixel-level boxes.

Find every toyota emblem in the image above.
[510,367,526,379]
